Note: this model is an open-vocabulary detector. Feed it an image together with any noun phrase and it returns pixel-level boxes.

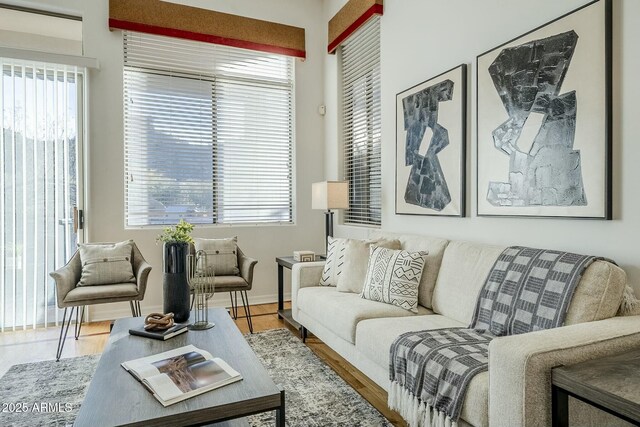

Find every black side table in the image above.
[551,348,640,426]
[275,256,324,331]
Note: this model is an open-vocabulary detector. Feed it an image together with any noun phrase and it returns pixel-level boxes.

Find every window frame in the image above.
[122,32,296,228]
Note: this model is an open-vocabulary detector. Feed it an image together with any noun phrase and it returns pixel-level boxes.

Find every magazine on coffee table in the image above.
[122,345,242,407]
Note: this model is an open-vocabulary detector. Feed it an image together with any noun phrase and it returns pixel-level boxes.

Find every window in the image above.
[340,16,381,227]
[123,32,294,226]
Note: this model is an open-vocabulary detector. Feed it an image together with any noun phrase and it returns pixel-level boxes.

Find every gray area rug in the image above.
[0,328,390,427]
[245,329,391,426]
[0,354,98,427]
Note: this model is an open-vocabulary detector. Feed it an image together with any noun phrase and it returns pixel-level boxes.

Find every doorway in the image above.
[1,59,85,330]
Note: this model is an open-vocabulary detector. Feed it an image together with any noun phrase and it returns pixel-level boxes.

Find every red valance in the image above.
[109,0,306,59]
[328,0,383,54]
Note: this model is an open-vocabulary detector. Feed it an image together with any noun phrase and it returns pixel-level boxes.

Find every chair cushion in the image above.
[296,286,430,343]
[212,276,249,292]
[64,283,139,303]
[193,237,239,276]
[77,241,136,286]
[361,247,428,313]
[336,238,401,293]
[356,315,488,427]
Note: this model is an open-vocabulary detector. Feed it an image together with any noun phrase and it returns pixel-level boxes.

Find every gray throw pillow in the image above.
[193,237,239,276]
[78,240,136,286]
[361,246,429,313]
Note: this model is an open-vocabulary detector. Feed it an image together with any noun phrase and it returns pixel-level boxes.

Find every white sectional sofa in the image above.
[291,232,640,427]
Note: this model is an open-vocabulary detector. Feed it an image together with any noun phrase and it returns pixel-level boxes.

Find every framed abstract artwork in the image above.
[476,0,612,219]
[396,64,467,217]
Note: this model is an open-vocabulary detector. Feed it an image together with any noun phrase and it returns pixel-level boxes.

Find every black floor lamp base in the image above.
[324,210,334,253]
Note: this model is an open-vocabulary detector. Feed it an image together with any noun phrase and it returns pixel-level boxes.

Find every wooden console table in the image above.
[551,348,640,426]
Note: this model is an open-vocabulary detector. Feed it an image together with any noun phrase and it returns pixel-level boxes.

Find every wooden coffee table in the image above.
[74,308,285,427]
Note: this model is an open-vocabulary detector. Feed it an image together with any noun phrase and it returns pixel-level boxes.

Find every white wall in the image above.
[324,0,640,293]
[10,0,327,319]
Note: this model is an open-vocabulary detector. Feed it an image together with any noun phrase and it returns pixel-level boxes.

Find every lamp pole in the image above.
[325,209,334,254]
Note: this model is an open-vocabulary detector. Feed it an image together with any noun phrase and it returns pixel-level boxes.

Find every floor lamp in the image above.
[312,181,349,254]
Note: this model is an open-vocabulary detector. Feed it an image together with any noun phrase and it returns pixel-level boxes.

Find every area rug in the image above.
[0,354,99,427]
[0,328,391,426]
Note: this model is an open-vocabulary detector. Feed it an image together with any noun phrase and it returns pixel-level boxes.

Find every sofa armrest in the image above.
[291,261,325,319]
[489,315,640,427]
[49,251,82,308]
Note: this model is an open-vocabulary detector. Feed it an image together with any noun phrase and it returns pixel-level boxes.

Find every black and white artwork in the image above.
[396,65,466,217]
[477,0,611,219]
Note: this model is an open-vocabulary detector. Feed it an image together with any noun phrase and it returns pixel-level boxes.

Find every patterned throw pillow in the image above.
[193,237,240,276]
[319,237,348,286]
[78,240,136,286]
[361,246,429,313]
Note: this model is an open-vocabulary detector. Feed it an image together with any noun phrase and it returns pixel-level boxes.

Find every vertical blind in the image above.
[123,31,294,226]
[1,59,81,330]
[341,16,381,226]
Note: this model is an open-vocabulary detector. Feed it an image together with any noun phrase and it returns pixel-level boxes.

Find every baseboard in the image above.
[87,292,291,322]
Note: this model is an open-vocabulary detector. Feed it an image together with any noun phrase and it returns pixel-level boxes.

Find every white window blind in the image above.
[123,32,294,226]
[341,17,381,227]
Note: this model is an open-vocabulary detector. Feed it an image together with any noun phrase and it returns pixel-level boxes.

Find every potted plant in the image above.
[157,219,194,322]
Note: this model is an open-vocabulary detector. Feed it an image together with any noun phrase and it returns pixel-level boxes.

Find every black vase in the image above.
[162,242,190,323]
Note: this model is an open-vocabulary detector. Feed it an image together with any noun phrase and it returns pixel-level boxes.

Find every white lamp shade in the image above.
[312,181,349,210]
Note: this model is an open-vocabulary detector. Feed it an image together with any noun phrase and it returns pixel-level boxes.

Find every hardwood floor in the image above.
[0,302,406,426]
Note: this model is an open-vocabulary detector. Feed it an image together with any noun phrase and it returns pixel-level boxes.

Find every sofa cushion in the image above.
[564,260,627,325]
[361,247,428,313]
[355,315,488,427]
[64,283,139,303]
[371,231,449,309]
[432,240,506,325]
[296,286,430,343]
[336,238,401,293]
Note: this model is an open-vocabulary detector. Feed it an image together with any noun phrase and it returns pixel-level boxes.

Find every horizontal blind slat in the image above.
[123,31,294,226]
[340,17,381,227]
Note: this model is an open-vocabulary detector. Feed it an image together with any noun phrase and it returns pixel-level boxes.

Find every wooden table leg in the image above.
[552,385,569,427]
[275,388,285,427]
[277,264,284,318]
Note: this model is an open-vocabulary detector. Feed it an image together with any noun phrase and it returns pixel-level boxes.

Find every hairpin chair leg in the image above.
[129,301,136,317]
[74,305,85,340]
[229,292,238,319]
[56,306,75,362]
[240,290,254,334]
[136,301,141,316]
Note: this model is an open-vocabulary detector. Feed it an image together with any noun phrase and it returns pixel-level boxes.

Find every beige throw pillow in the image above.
[78,240,136,286]
[336,238,401,293]
[193,237,240,276]
[361,246,429,313]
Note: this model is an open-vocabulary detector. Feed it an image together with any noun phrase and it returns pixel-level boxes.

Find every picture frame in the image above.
[395,64,467,217]
[476,0,612,219]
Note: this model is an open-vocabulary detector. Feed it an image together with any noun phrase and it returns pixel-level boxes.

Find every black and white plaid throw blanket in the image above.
[389,246,601,427]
